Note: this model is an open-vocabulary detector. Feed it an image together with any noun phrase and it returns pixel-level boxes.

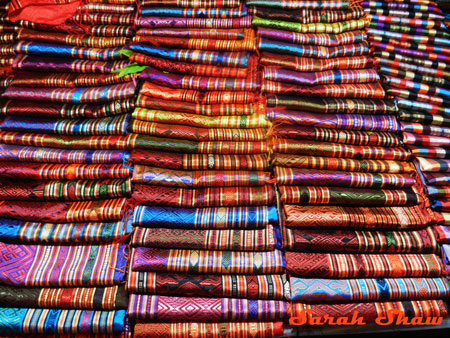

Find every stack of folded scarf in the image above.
[125,0,289,336]
[249,0,450,326]
[0,0,16,91]
[364,0,450,289]
[0,0,137,335]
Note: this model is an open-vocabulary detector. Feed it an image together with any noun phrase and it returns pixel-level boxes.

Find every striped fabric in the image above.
[0,218,132,243]
[246,0,357,10]
[132,184,275,207]
[140,0,241,7]
[131,247,285,274]
[136,28,247,39]
[290,277,450,302]
[132,166,270,187]
[137,16,253,29]
[272,154,414,173]
[417,158,450,172]
[132,205,278,229]
[283,227,438,252]
[131,225,276,251]
[275,167,415,188]
[283,204,432,229]
[0,242,127,286]
[133,322,284,338]
[140,4,247,18]
[127,272,290,300]
[286,252,444,277]
[128,295,288,321]
[0,308,125,334]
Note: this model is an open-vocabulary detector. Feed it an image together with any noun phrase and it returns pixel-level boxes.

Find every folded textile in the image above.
[0,132,132,150]
[130,150,270,170]
[402,122,450,137]
[133,322,284,338]
[266,95,397,114]
[0,308,125,334]
[377,55,450,79]
[135,28,247,39]
[253,17,367,34]
[128,295,288,321]
[132,135,268,154]
[291,300,448,324]
[273,139,410,160]
[279,186,419,206]
[290,277,450,302]
[399,111,450,127]
[0,115,129,135]
[8,0,81,25]
[14,41,124,60]
[136,16,252,29]
[286,252,443,277]
[424,172,450,185]
[132,185,274,207]
[132,205,278,229]
[283,204,432,228]
[134,35,256,52]
[140,82,258,104]
[275,167,415,188]
[247,0,358,10]
[12,55,129,74]
[436,212,450,226]
[262,81,385,98]
[131,226,276,251]
[0,242,126,286]
[140,0,238,7]
[130,53,248,77]
[272,154,414,173]
[427,186,450,198]
[0,285,127,309]
[0,178,131,201]
[0,98,134,118]
[140,68,259,91]
[0,163,131,180]
[260,53,374,71]
[384,76,450,99]
[272,125,400,147]
[283,227,438,252]
[418,158,450,173]
[263,68,380,85]
[253,7,365,23]
[257,28,367,46]
[404,133,450,147]
[130,121,267,141]
[435,226,450,244]
[135,97,258,116]
[259,38,370,58]
[131,247,285,274]
[3,82,136,103]
[128,272,290,300]
[140,5,247,18]
[0,198,126,222]
[431,199,450,211]
[133,108,266,125]
[267,110,400,132]
[410,146,450,159]
[370,14,445,29]
[377,50,450,71]
[0,144,127,163]
[132,166,270,187]
[130,44,250,67]
[0,218,132,243]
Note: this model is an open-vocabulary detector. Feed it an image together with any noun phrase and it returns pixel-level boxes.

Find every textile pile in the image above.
[0,0,136,335]
[250,0,450,325]
[364,0,450,283]
[125,0,290,336]
[0,0,15,92]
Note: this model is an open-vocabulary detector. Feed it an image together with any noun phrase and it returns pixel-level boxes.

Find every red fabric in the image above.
[8,0,82,25]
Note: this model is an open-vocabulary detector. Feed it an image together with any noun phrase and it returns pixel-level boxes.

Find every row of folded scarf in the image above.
[363,0,450,282]
[0,0,137,335]
[0,0,15,92]
[124,1,292,337]
[249,0,450,329]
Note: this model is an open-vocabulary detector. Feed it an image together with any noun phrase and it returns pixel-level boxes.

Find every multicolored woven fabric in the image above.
[131,226,276,251]
[132,205,278,229]
[290,277,450,302]
[131,247,285,274]
[127,272,290,300]
[285,252,443,277]
[128,295,288,321]
[133,322,284,338]
[283,227,438,252]
[0,285,127,309]
[0,242,126,286]
[0,308,125,334]
[283,204,433,229]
